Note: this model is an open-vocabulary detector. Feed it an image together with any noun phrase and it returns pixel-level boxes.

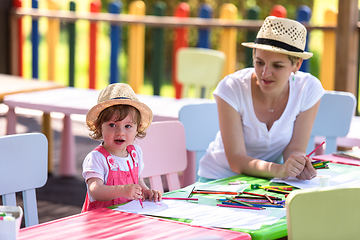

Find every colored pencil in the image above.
[264,188,289,195]
[221,201,284,208]
[312,163,327,168]
[217,203,264,210]
[187,186,195,198]
[264,194,274,204]
[313,165,329,169]
[225,196,253,207]
[219,198,274,203]
[312,161,329,166]
[234,195,268,200]
[262,186,293,191]
[127,160,144,208]
[251,183,293,191]
[192,191,239,195]
[162,197,198,201]
[242,191,281,200]
[306,141,325,157]
[219,198,285,204]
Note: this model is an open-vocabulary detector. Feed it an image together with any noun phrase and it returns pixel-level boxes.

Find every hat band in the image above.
[254,38,304,53]
[111,97,130,100]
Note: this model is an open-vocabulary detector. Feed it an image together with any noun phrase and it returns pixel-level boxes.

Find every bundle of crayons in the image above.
[311,160,329,169]
[217,193,285,210]
[250,184,293,191]
[250,184,292,196]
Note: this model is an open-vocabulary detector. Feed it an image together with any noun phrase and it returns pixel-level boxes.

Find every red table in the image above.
[18,208,251,240]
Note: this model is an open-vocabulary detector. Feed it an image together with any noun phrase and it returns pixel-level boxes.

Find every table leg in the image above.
[6,106,17,135]
[59,115,76,177]
[41,113,54,174]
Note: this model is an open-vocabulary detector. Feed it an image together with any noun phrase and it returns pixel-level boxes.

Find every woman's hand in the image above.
[279,154,307,179]
[142,189,162,202]
[296,157,317,180]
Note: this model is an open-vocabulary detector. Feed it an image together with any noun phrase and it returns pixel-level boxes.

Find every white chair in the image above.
[0,133,48,227]
[307,90,357,155]
[178,102,219,183]
[176,47,225,99]
[135,121,187,192]
[286,186,360,240]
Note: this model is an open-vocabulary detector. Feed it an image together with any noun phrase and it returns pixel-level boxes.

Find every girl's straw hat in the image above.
[242,16,313,59]
[86,83,153,131]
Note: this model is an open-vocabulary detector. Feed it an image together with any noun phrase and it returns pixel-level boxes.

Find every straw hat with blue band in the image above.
[86,83,153,132]
[242,16,313,59]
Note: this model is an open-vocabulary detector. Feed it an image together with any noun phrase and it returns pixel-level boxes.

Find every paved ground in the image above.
[0,104,99,227]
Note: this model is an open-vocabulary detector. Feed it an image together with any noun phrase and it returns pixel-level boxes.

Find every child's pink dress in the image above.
[82,145,139,212]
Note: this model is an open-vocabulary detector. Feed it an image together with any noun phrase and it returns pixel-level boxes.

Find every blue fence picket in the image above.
[197,4,212,49]
[31,0,39,79]
[297,5,312,72]
[109,1,122,84]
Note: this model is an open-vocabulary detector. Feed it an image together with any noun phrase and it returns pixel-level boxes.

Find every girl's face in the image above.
[101,113,138,157]
[253,49,301,93]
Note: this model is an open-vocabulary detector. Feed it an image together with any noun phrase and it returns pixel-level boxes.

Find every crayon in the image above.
[127,160,143,208]
[192,191,239,195]
[221,201,284,209]
[225,196,253,207]
[264,188,289,195]
[217,203,264,210]
[162,197,198,201]
[306,141,325,157]
[242,191,282,200]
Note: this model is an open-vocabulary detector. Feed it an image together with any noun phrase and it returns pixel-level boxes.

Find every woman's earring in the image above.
[292,71,297,81]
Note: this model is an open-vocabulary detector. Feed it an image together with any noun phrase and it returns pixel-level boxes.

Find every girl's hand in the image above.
[279,154,306,180]
[296,157,317,180]
[122,184,142,200]
[142,189,163,202]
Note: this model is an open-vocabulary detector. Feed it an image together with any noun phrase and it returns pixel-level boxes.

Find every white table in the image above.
[4,87,214,177]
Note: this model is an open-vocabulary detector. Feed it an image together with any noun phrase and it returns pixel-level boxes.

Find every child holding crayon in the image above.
[82,83,162,212]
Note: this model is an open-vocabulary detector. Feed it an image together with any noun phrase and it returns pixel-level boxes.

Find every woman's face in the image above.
[253,49,301,93]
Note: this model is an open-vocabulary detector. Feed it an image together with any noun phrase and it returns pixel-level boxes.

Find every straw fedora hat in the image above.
[86,83,153,132]
[242,16,313,59]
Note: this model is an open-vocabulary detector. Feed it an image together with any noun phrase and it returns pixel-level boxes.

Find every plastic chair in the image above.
[176,47,225,99]
[307,90,357,155]
[0,133,48,227]
[135,121,187,192]
[286,186,360,240]
[178,102,219,183]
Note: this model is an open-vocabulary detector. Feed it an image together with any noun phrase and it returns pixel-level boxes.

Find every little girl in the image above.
[82,83,162,212]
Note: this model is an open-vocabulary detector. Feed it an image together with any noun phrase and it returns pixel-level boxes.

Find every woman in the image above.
[198,16,325,182]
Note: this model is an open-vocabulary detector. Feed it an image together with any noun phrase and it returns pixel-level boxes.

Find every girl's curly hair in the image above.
[88,104,146,140]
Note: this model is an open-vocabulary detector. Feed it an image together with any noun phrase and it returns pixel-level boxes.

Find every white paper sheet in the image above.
[271,163,360,189]
[114,199,280,230]
[180,182,249,194]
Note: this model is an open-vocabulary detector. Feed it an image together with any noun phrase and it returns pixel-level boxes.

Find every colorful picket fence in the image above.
[11,0,346,100]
